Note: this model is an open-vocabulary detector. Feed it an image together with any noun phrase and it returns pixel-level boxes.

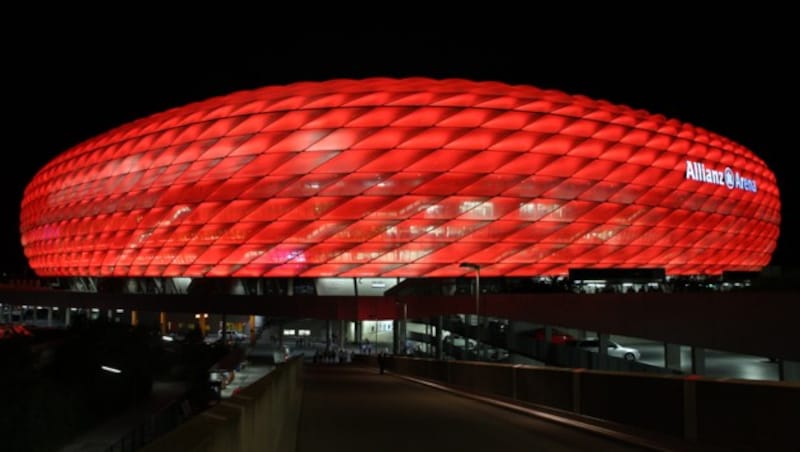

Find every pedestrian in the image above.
[378,352,386,374]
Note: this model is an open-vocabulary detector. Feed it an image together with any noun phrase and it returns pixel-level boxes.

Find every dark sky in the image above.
[3,24,797,275]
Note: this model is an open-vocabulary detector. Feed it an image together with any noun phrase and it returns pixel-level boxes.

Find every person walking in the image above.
[377,352,386,374]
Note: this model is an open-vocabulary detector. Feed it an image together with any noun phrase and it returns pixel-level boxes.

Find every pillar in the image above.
[779,360,800,381]
[436,316,443,360]
[221,313,227,341]
[665,343,682,371]
[159,312,167,335]
[326,320,331,350]
[392,319,400,355]
[65,308,71,327]
[506,320,525,351]
[690,346,706,375]
[426,320,431,355]
[131,310,138,327]
[355,320,363,343]
[198,314,207,337]
[47,307,53,327]
[597,333,610,369]
[249,315,257,345]
[339,320,345,349]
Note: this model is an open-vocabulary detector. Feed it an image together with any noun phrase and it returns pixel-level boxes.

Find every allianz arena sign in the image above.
[685,160,758,193]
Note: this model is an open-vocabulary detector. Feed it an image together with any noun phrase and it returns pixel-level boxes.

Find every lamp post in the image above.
[459,262,481,361]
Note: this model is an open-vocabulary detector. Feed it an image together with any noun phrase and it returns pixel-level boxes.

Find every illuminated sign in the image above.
[685,161,757,193]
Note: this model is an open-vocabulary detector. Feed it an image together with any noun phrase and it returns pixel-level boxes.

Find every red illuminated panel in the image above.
[20,78,780,277]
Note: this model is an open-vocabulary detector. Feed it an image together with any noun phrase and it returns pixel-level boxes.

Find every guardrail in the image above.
[138,356,303,452]
[386,356,799,451]
[105,397,192,452]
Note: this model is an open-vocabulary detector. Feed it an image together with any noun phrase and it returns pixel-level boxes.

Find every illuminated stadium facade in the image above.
[20,78,780,278]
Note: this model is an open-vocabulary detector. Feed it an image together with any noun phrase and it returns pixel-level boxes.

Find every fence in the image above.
[386,356,800,451]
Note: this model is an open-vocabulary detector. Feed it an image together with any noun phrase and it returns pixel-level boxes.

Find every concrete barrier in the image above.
[578,370,684,437]
[514,366,574,411]
[387,356,800,450]
[694,378,800,450]
[140,357,303,452]
[448,360,515,398]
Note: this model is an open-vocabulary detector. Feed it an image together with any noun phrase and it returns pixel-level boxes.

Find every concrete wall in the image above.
[694,379,800,450]
[447,361,514,398]
[386,356,800,451]
[140,357,303,452]
[579,371,684,437]
[514,366,574,411]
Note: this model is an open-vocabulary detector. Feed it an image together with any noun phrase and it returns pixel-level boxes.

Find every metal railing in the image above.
[105,396,193,452]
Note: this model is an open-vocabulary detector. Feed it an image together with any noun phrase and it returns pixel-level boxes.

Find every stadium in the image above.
[20,78,780,279]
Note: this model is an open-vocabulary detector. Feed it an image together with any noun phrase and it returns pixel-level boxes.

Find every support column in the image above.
[691,346,706,375]
[665,343,682,372]
[436,316,443,360]
[221,313,227,342]
[779,360,800,381]
[355,321,363,344]
[339,320,345,349]
[400,320,406,354]
[249,315,257,345]
[426,320,431,355]
[598,333,610,369]
[198,314,207,337]
[326,320,331,350]
[47,307,53,327]
[159,312,167,335]
[373,318,379,353]
[131,310,138,327]
[392,319,400,355]
[65,308,71,327]
[506,320,524,352]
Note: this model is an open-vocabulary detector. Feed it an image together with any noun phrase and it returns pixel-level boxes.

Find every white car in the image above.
[576,339,641,361]
[218,330,248,342]
[443,334,476,350]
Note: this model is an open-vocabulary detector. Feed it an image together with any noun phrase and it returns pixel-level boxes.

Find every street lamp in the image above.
[459,262,481,360]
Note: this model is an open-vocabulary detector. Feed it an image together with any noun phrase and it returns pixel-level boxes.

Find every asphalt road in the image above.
[617,337,781,380]
[296,365,655,452]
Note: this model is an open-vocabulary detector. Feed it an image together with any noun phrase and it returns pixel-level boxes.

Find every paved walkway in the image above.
[296,365,657,452]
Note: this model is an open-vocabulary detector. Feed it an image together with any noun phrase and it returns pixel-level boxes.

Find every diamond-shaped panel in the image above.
[20,78,781,277]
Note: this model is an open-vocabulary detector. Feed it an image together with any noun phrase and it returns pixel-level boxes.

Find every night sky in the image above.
[3,24,797,275]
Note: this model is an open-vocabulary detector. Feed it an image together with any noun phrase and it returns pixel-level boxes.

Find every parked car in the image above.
[218,330,248,342]
[443,334,476,350]
[531,328,575,344]
[272,345,291,363]
[575,338,641,360]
